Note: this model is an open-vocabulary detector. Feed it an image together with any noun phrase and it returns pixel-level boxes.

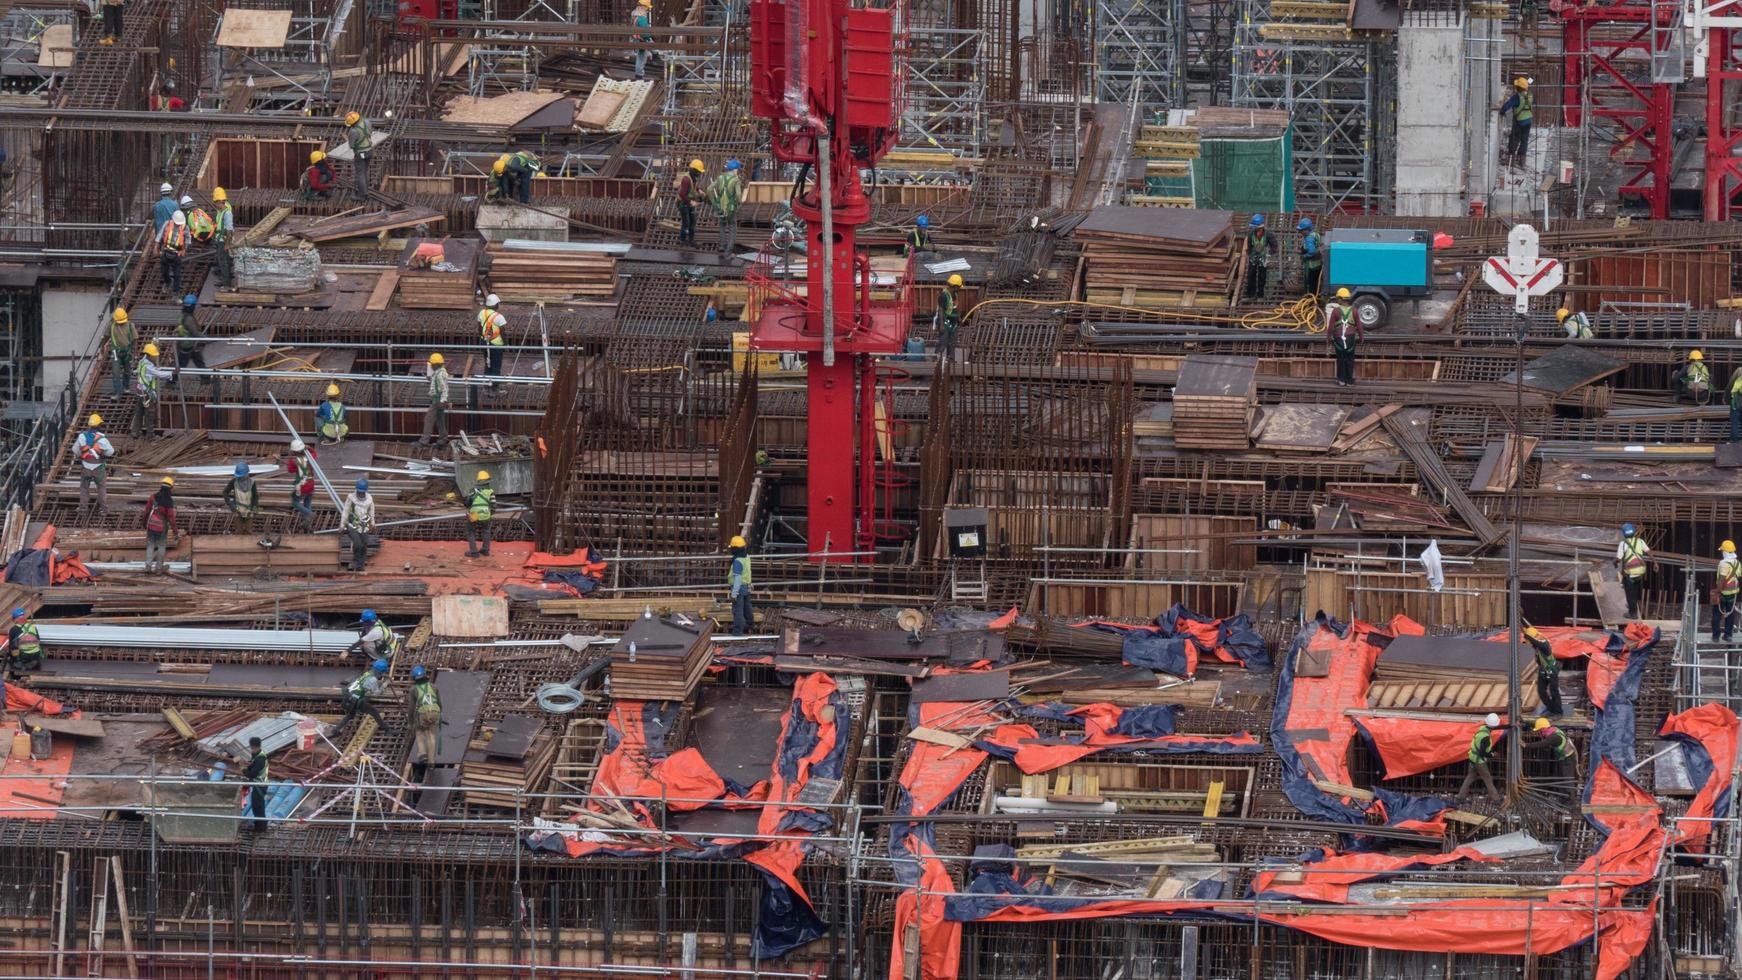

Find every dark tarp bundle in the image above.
[1657,703,1738,853]
[2,549,52,586]
[1154,603,1271,670]
[1582,627,1658,831]
[978,702,1260,774]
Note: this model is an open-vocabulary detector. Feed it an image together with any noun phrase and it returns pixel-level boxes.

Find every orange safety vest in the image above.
[161,222,188,253]
[478,309,506,345]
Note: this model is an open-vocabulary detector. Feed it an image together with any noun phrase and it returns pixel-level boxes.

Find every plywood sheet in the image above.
[911,669,1011,703]
[441,89,566,125]
[691,686,787,788]
[576,89,628,129]
[217,8,293,48]
[431,595,509,637]
[1253,404,1350,451]
[37,23,73,68]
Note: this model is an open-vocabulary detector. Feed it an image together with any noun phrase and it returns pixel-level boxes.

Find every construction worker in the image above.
[1616,523,1650,619]
[676,159,704,247]
[489,156,512,202]
[936,274,963,360]
[340,659,392,729]
[728,534,753,634]
[1298,217,1323,297]
[5,608,43,677]
[316,384,349,444]
[131,343,175,438]
[159,209,189,298]
[711,159,744,257]
[410,665,442,765]
[211,186,234,289]
[1677,349,1711,404]
[242,736,269,832]
[1497,77,1533,167]
[175,293,208,375]
[1244,214,1275,300]
[347,609,400,663]
[906,215,934,257]
[107,307,134,396]
[223,462,259,535]
[1716,541,1741,642]
[1730,368,1742,444]
[285,438,317,529]
[340,479,374,572]
[1557,307,1593,340]
[631,0,654,78]
[478,294,508,379]
[301,151,336,200]
[1326,288,1359,387]
[1523,625,1563,718]
[73,414,115,515]
[506,150,541,203]
[142,477,179,573]
[1529,718,1578,810]
[462,470,495,558]
[184,195,215,244]
[99,0,124,43]
[150,81,185,112]
[418,353,451,446]
[344,111,373,197]
[151,183,176,233]
[1457,713,1503,800]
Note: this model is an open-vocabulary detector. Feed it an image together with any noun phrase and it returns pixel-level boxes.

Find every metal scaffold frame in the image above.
[1093,0,1182,114]
[0,7,76,96]
[1232,4,1395,211]
[903,26,988,154]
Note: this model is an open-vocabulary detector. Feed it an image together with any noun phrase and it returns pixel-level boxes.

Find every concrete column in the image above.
[39,286,108,397]
[1395,15,1472,216]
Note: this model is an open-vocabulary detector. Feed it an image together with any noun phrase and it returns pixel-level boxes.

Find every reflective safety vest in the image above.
[468,487,495,522]
[1731,372,1742,407]
[12,624,40,656]
[1621,537,1649,579]
[730,553,752,590]
[1542,727,1574,761]
[370,625,401,656]
[1720,557,1740,597]
[906,228,931,254]
[1469,726,1495,765]
[79,431,107,464]
[347,120,373,156]
[135,358,159,396]
[294,453,314,484]
[478,309,506,346]
[345,497,371,529]
[1515,90,1534,123]
[414,680,440,709]
[711,172,743,214]
[346,672,374,698]
[1528,634,1557,674]
[1688,361,1711,387]
[186,207,215,238]
[160,221,188,253]
[215,203,234,242]
[322,400,346,426]
[1300,232,1322,269]
[1566,312,1593,339]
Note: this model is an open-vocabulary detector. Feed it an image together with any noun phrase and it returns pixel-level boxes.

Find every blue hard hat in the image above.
[1251,214,1266,227]
[916,215,929,228]
[10,608,24,619]
[372,658,389,673]
[1297,218,1313,231]
[411,665,427,680]
[234,463,249,478]
[182,293,197,307]
[356,479,369,492]
[705,307,717,321]
[360,609,377,622]
[725,159,741,170]
[1621,523,1636,536]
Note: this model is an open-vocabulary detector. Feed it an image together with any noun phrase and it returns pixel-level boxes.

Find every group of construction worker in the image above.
[673,158,744,254]
[1241,214,1327,304]
[108,291,216,436]
[490,150,544,204]
[150,183,235,297]
[1459,710,1577,808]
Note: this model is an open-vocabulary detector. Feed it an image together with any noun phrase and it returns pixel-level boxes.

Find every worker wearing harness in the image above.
[1457,713,1503,800]
[1523,626,1562,718]
[1616,523,1650,620]
[410,665,442,767]
[462,471,495,558]
[1716,541,1740,643]
[1326,288,1360,387]
[340,659,391,729]
[1530,718,1579,810]
[74,414,115,514]
[5,608,43,677]
[478,295,508,380]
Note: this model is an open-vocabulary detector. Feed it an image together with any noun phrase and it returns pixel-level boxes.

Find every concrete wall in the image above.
[1394,17,1474,217]
[38,286,108,398]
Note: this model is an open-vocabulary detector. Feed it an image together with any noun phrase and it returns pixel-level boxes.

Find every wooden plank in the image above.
[576,89,628,129]
[161,707,198,740]
[216,8,293,47]
[365,269,400,311]
[23,714,104,738]
[431,595,510,637]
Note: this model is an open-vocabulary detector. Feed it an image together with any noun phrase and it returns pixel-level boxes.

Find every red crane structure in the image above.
[747,0,912,562]
[1559,0,1678,219]
[1695,0,1742,218]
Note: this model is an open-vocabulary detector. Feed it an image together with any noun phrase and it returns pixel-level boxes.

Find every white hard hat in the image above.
[159,183,172,194]
[290,438,305,452]
[172,210,186,225]
[1484,713,1501,728]
[179,195,193,206]
[485,294,500,308]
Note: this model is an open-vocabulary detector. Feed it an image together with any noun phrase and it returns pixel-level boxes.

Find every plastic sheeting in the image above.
[1657,703,1739,853]
[976,702,1261,774]
[1353,714,1498,779]
[1251,845,1497,903]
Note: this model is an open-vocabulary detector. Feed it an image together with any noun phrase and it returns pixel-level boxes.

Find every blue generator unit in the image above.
[1323,228,1433,328]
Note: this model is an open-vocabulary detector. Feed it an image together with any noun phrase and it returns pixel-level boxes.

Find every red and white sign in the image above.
[1482,224,1563,314]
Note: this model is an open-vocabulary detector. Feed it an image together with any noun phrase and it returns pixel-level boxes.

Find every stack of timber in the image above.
[191,534,342,579]
[1171,355,1258,449]
[1075,207,1239,308]
[459,715,559,810]
[1364,634,1539,713]
[607,614,713,701]
[396,237,480,309]
[484,241,619,303]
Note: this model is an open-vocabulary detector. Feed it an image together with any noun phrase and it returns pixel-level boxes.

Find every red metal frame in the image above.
[1561,2,1676,218]
[747,0,911,562]
[1707,18,1742,219]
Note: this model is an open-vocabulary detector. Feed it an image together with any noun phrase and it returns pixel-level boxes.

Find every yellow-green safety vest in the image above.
[1720,557,1740,597]
[1469,726,1494,765]
[414,680,439,709]
[1621,537,1649,579]
[468,487,495,522]
[12,623,40,655]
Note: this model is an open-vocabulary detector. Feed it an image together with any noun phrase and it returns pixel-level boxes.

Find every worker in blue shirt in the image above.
[151,183,177,234]
[1297,217,1322,297]
[1496,77,1534,167]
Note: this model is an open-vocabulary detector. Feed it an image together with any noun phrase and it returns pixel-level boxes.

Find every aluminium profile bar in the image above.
[36,625,359,652]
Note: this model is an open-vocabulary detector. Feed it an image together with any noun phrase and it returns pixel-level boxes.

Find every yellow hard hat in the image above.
[344,111,361,125]
[88,414,103,426]
[1524,625,1544,642]
[1514,77,1529,89]
[326,383,341,397]
[1691,349,1704,361]
[1556,308,1570,321]
[493,156,508,175]
[142,342,160,357]
[729,535,747,548]
[310,150,326,164]
[1335,287,1351,299]
[1724,540,1737,552]
[1533,717,1551,731]
[112,308,129,324]
[160,476,175,486]
[428,353,444,365]
[477,469,491,481]
[947,274,964,287]
[690,159,705,171]
[212,186,227,202]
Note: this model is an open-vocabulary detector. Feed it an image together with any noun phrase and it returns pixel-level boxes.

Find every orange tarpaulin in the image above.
[1354,714,1500,779]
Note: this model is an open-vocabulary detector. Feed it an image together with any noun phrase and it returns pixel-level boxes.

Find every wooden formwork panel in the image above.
[196,137,324,191]
[1028,581,1242,620]
[1577,251,1733,309]
[1127,514,1257,572]
[1303,567,1506,627]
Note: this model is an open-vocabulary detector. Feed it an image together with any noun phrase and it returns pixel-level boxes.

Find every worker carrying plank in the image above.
[1616,523,1650,620]
[344,111,373,197]
[1457,713,1503,800]
[410,665,442,768]
[73,414,115,515]
[340,479,375,573]
[1715,541,1740,643]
